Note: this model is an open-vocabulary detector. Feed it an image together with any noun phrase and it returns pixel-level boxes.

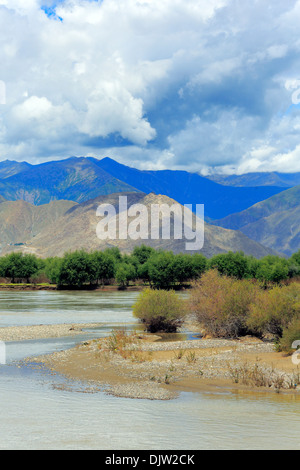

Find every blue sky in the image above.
[1,0,300,174]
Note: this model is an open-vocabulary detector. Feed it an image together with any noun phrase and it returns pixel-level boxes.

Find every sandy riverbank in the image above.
[0,323,103,342]
[26,329,300,401]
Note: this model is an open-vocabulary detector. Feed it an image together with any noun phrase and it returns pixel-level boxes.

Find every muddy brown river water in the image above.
[0,290,299,450]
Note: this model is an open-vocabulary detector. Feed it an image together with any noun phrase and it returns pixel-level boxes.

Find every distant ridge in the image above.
[0,156,288,219]
[0,192,278,259]
[94,157,286,219]
[207,171,300,188]
[213,185,300,256]
[0,157,139,205]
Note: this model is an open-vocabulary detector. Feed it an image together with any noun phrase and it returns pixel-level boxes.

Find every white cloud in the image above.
[0,0,300,174]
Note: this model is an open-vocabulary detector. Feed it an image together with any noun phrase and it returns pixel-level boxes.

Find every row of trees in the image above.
[1,245,300,288]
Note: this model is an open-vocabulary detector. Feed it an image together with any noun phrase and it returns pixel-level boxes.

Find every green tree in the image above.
[172,254,195,285]
[191,253,207,279]
[208,251,249,280]
[147,251,176,288]
[91,251,116,285]
[0,253,39,283]
[255,256,289,284]
[132,245,156,265]
[58,250,96,287]
[44,257,63,284]
[115,263,136,288]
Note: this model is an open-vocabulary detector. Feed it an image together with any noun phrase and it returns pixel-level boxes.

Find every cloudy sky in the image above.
[1,0,300,174]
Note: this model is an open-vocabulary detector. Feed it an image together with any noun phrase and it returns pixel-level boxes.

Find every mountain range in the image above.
[213,184,300,256]
[207,171,300,188]
[0,192,276,259]
[0,157,287,220]
[0,155,299,258]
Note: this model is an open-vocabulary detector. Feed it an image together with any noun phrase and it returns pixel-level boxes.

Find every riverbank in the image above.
[0,323,103,342]
[0,284,145,292]
[26,328,300,401]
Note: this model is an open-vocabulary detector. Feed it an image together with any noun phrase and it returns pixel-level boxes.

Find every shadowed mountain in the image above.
[0,157,287,218]
[93,157,286,219]
[0,160,32,179]
[1,192,277,259]
[207,171,300,188]
[0,157,139,205]
[213,185,300,256]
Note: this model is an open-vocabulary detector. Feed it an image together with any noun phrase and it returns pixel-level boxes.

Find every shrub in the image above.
[133,288,187,333]
[247,283,300,339]
[277,317,300,353]
[190,270,259,338]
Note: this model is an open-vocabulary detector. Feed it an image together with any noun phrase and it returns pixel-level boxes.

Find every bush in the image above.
[190,270,259,338]
[133,288,187,333]
[247,283,300,339]
[277,317,300,353]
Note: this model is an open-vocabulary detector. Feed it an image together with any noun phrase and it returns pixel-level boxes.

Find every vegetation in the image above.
[133,288,187,333]
[190,269,300,352]
[1,245,300,291]
[190,270,260,338]
[1,244,300,348]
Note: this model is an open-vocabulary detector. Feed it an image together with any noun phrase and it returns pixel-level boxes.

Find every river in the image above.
[0,290,299,450]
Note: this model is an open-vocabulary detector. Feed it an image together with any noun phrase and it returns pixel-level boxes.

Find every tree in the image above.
[172,254,195,285]
[247,283,300,339]
[191,253,207,279]
[255,257,289,284]
[19,254,40,283]
[132,245,156,265]
[0,253,39,283]
[208,251,249,279]
[58,250,96,287]
[90,251,116,285]
[147,251,176,288]
[44,257,63,284]
[115,263,136,288]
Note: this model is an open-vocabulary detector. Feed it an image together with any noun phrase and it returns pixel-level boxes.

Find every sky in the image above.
[1,0,300,174]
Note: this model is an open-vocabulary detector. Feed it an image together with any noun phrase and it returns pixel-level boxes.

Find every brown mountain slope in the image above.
[2,192,276,259]
[0,199,77,254]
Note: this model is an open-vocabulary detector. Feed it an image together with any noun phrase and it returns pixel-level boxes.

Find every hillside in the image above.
[213,185,300,256]
[94,157,286,219]
[0,199,77,254]
[1,192,277,259]
[207,171,300,188]
[0,160,32,179]
[0,157,286,219]
[0,157,139,205]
